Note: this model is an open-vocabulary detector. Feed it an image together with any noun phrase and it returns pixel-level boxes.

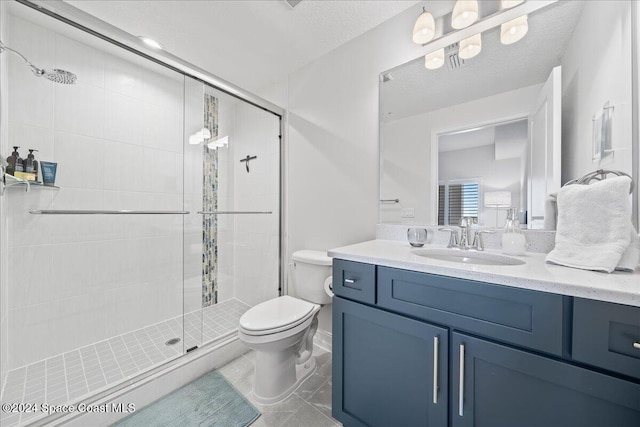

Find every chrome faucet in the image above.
[440,217,495,251]
[458,217,473,249]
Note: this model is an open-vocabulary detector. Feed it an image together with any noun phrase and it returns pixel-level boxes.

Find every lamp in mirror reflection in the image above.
[458,33,482,60]
[451,0,479,29]
[207,135,229,150]
[501,15,529,45]
[485,191,512,227]
[501,0,528,45]
[412,7,435,44]
[188,128,212,145]
[424,48,445,70]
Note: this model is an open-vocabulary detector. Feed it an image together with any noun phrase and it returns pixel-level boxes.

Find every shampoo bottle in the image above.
[501,207,526,255]
[25,149,39,180]
[6,146,22,175]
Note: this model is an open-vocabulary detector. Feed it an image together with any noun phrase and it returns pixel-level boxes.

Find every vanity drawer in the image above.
[573,298,640,379]
[332,259,376,305]
[377,267,566,356]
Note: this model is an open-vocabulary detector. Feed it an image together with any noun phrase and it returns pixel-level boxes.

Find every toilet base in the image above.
[252,355,317,405]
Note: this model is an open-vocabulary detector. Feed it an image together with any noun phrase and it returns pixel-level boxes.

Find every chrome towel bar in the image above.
[198,211,272,215]
[30,210,190,215]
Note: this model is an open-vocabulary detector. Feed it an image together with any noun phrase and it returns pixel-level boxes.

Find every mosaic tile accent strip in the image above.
[202,92,220,308]
[0,299,250,427]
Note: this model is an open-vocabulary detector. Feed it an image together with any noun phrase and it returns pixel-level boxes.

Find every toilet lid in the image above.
[240,296,316,333]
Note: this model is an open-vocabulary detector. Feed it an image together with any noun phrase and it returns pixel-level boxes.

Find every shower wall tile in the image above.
[104,56,146,100]
[7,122,54,165]
[53,131,105,190]
[55,34,105,89]
[143,103,183,153]
[7,245,53,309]
[104,92,144,145]
[6,16,55,129]
[54,82,105,139]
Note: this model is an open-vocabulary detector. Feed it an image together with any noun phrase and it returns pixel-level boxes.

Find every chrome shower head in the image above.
[0,40,77,85]
[41,69,77,85]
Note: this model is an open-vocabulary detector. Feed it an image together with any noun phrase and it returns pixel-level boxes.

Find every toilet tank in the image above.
[291,250,333,305]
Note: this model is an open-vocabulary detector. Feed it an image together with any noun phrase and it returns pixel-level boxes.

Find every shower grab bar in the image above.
[30,210,190,215]
[198,211,272,215]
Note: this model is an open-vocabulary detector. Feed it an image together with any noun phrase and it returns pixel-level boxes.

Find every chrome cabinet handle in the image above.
[633,342,640,350]
[344,279,355,284]
[459,343,465,417]
[433,336,439,404]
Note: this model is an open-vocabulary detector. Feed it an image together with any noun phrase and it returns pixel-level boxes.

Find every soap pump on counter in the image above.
[501,207,526,255]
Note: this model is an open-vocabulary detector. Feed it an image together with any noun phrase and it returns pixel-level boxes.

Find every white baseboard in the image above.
[39,338,248,427]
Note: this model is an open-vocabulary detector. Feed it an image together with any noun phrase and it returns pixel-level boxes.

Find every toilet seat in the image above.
[239,296,319,336]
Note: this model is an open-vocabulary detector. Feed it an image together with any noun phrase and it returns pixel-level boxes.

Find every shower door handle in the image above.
[433,335,439,404]
[30,210,190,215]
[198,211,272,215]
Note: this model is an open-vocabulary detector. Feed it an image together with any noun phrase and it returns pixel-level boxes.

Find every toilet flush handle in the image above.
[324,276,334,297]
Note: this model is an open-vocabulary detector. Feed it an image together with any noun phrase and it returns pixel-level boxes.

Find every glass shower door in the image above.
[183,77,282,350]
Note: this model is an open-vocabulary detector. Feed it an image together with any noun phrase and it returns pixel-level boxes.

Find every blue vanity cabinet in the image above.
[332,259,640,427]
[451,333,640,427]
[332,297,448,427]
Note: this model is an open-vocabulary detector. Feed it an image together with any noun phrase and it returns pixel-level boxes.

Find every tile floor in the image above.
[219,347,341,427]
[0,298,250,427]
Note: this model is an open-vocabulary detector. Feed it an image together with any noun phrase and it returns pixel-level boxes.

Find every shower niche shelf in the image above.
[1,174,59,194]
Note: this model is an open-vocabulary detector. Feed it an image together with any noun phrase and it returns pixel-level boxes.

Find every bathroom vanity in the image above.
[329,240,640,427]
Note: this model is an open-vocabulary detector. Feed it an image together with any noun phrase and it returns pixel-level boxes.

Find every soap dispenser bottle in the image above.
[501,207,526,255]
[25,149,39,180]
[6,146,23,175]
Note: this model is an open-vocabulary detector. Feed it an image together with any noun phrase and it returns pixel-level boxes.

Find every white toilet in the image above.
[238,250,333,404]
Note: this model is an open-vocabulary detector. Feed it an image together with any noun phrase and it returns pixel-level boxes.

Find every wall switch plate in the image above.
[401,208,415,218]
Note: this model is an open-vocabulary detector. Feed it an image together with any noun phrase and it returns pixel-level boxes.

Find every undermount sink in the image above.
[411,248,526,266]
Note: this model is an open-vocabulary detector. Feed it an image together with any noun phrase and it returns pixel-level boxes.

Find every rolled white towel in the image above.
[546,176,632,273]
[616,223,640,272]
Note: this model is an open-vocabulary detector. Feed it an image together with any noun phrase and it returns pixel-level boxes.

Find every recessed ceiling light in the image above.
[138,36,164,50]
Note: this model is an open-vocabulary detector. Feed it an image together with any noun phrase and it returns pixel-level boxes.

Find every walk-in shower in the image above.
[0,1,282,426]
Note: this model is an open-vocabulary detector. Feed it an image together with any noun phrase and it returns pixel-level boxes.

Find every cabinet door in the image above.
[333,297,448,427]
[452,332,640,427]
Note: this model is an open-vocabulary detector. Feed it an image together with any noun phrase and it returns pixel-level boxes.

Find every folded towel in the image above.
[546,176,632,273]
[543,193,558,230]
[616,222,640,272]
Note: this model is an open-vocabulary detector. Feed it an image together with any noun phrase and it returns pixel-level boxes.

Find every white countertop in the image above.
[328,240,640,307]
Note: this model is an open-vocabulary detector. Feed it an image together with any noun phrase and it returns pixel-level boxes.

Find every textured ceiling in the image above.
[381,1,586,122]
[65,0,419,92]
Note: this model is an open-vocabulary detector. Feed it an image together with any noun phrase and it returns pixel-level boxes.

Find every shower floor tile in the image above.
[0,298,250,427]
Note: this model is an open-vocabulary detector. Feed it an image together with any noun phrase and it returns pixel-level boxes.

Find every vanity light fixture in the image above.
[458,33,482,60]
[451,0,479,29]
[501,15,529,45]
[138,36,164,50]
[412,7,436,44]
[424,48,445,70]
[500,0,528,45]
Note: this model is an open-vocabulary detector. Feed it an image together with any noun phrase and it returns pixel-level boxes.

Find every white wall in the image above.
[561,0,633,184]
[2,14,185,370]
[257,3,447,335]
[381,84,541,225]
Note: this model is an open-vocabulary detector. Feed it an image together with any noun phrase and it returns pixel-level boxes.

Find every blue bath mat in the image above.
[114,370,260,427]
